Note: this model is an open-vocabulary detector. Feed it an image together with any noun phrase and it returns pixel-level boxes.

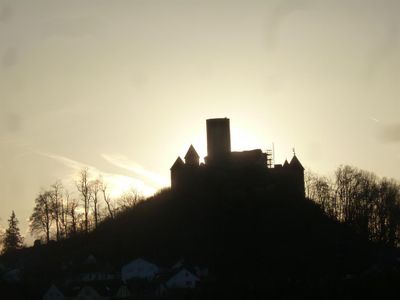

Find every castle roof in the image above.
[289,155,304,170]
[283,159,289,167]
[184,145,200,160]
[170,157,184,170]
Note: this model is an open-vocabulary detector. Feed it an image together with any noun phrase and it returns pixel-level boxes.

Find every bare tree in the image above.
[50,181,63,241]
[307,166,400,246]
[99,178,115,219]
[117,189,143,210]
[304,170,317,200]
[91,179,101,228]
[60,189,70,238]
[67,197,80,236]
[334,166,379,238]
[76,168,92,233]
[30,191,53,243]
[374,178,400,246]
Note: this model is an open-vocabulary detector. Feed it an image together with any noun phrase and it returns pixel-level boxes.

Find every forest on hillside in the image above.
[0,168,145,254]
[306,165,400,247]
[0,164,400,299]
[1,164,399,254]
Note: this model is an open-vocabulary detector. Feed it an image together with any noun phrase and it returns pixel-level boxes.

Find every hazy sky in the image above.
[0,0,399,241]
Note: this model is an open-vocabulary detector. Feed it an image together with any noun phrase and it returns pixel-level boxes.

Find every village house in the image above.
[165,268,200,289]
[42,284,65,300]
[75,286,104,300]
[43,282,130,300]
[121,258,159,282]
[114,285,131,298]
[41,257,209,299]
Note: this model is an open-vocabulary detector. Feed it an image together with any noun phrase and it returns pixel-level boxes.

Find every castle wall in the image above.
[172,162,305,199]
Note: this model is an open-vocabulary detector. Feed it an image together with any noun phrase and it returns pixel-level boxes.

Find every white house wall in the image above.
[121,258,159,282]
[166,269,200,289]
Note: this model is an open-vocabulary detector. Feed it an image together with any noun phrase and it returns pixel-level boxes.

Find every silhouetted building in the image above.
[205,118,231,165]
[170,118,305,198]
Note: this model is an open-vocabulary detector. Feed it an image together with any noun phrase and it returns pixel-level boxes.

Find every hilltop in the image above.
[2,185,394,299]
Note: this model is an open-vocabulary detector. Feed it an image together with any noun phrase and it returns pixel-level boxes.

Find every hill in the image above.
[3,184,399,299]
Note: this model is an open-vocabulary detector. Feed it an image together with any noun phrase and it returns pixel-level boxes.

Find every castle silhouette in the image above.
[171,118,305,198]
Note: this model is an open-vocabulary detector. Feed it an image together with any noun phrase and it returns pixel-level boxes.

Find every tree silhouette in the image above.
[100,178,115,219]
[30,191,53,243]
[91,178,101,228]
[2,211,23,254]
[67,196,80,236]
[307,165,400,246]
[117,188,143,210]
[50,181,64,241]
[76,168,92,233]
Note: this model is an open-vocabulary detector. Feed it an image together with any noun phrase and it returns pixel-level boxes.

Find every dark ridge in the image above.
[2,186,393,299]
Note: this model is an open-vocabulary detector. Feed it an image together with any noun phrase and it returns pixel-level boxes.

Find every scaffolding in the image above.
[266,149,273,168]
[266,143,275,168]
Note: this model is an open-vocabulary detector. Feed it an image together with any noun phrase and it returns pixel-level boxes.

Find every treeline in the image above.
[29,168,144,244]
[0,168,144,254]
[2,164,399,255]
[306,165,400,247]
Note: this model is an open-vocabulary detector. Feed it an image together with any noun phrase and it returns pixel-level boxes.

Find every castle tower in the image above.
[185,145,200,166]
[170,157,184,189]
[205,118,231,165]
[289,155,305,198]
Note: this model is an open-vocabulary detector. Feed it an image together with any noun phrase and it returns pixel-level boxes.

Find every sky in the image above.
[0,0,399,242]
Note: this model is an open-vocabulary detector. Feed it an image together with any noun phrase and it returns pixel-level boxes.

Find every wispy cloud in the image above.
[101,153,169,186]
[38,152,156,197]
[40,152,87,171]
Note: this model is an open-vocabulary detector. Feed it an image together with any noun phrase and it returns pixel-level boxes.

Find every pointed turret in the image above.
[289,155,304,170]
[171,157,184,189]
[283,159,289,168]
[170,156,184,170]
[184,145,200,166]
[288,154,305,198]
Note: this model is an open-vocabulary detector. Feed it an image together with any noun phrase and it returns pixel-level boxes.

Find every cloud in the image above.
[102,153,169,186]
[39,152,87,172]
[38,152,156,197]
[101,173,155,198]
[379,123,400,143]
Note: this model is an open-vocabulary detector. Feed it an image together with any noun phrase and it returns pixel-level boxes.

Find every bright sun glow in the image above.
[103,174,156,198]
[191,126,265,162]
[231,127,264,152]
